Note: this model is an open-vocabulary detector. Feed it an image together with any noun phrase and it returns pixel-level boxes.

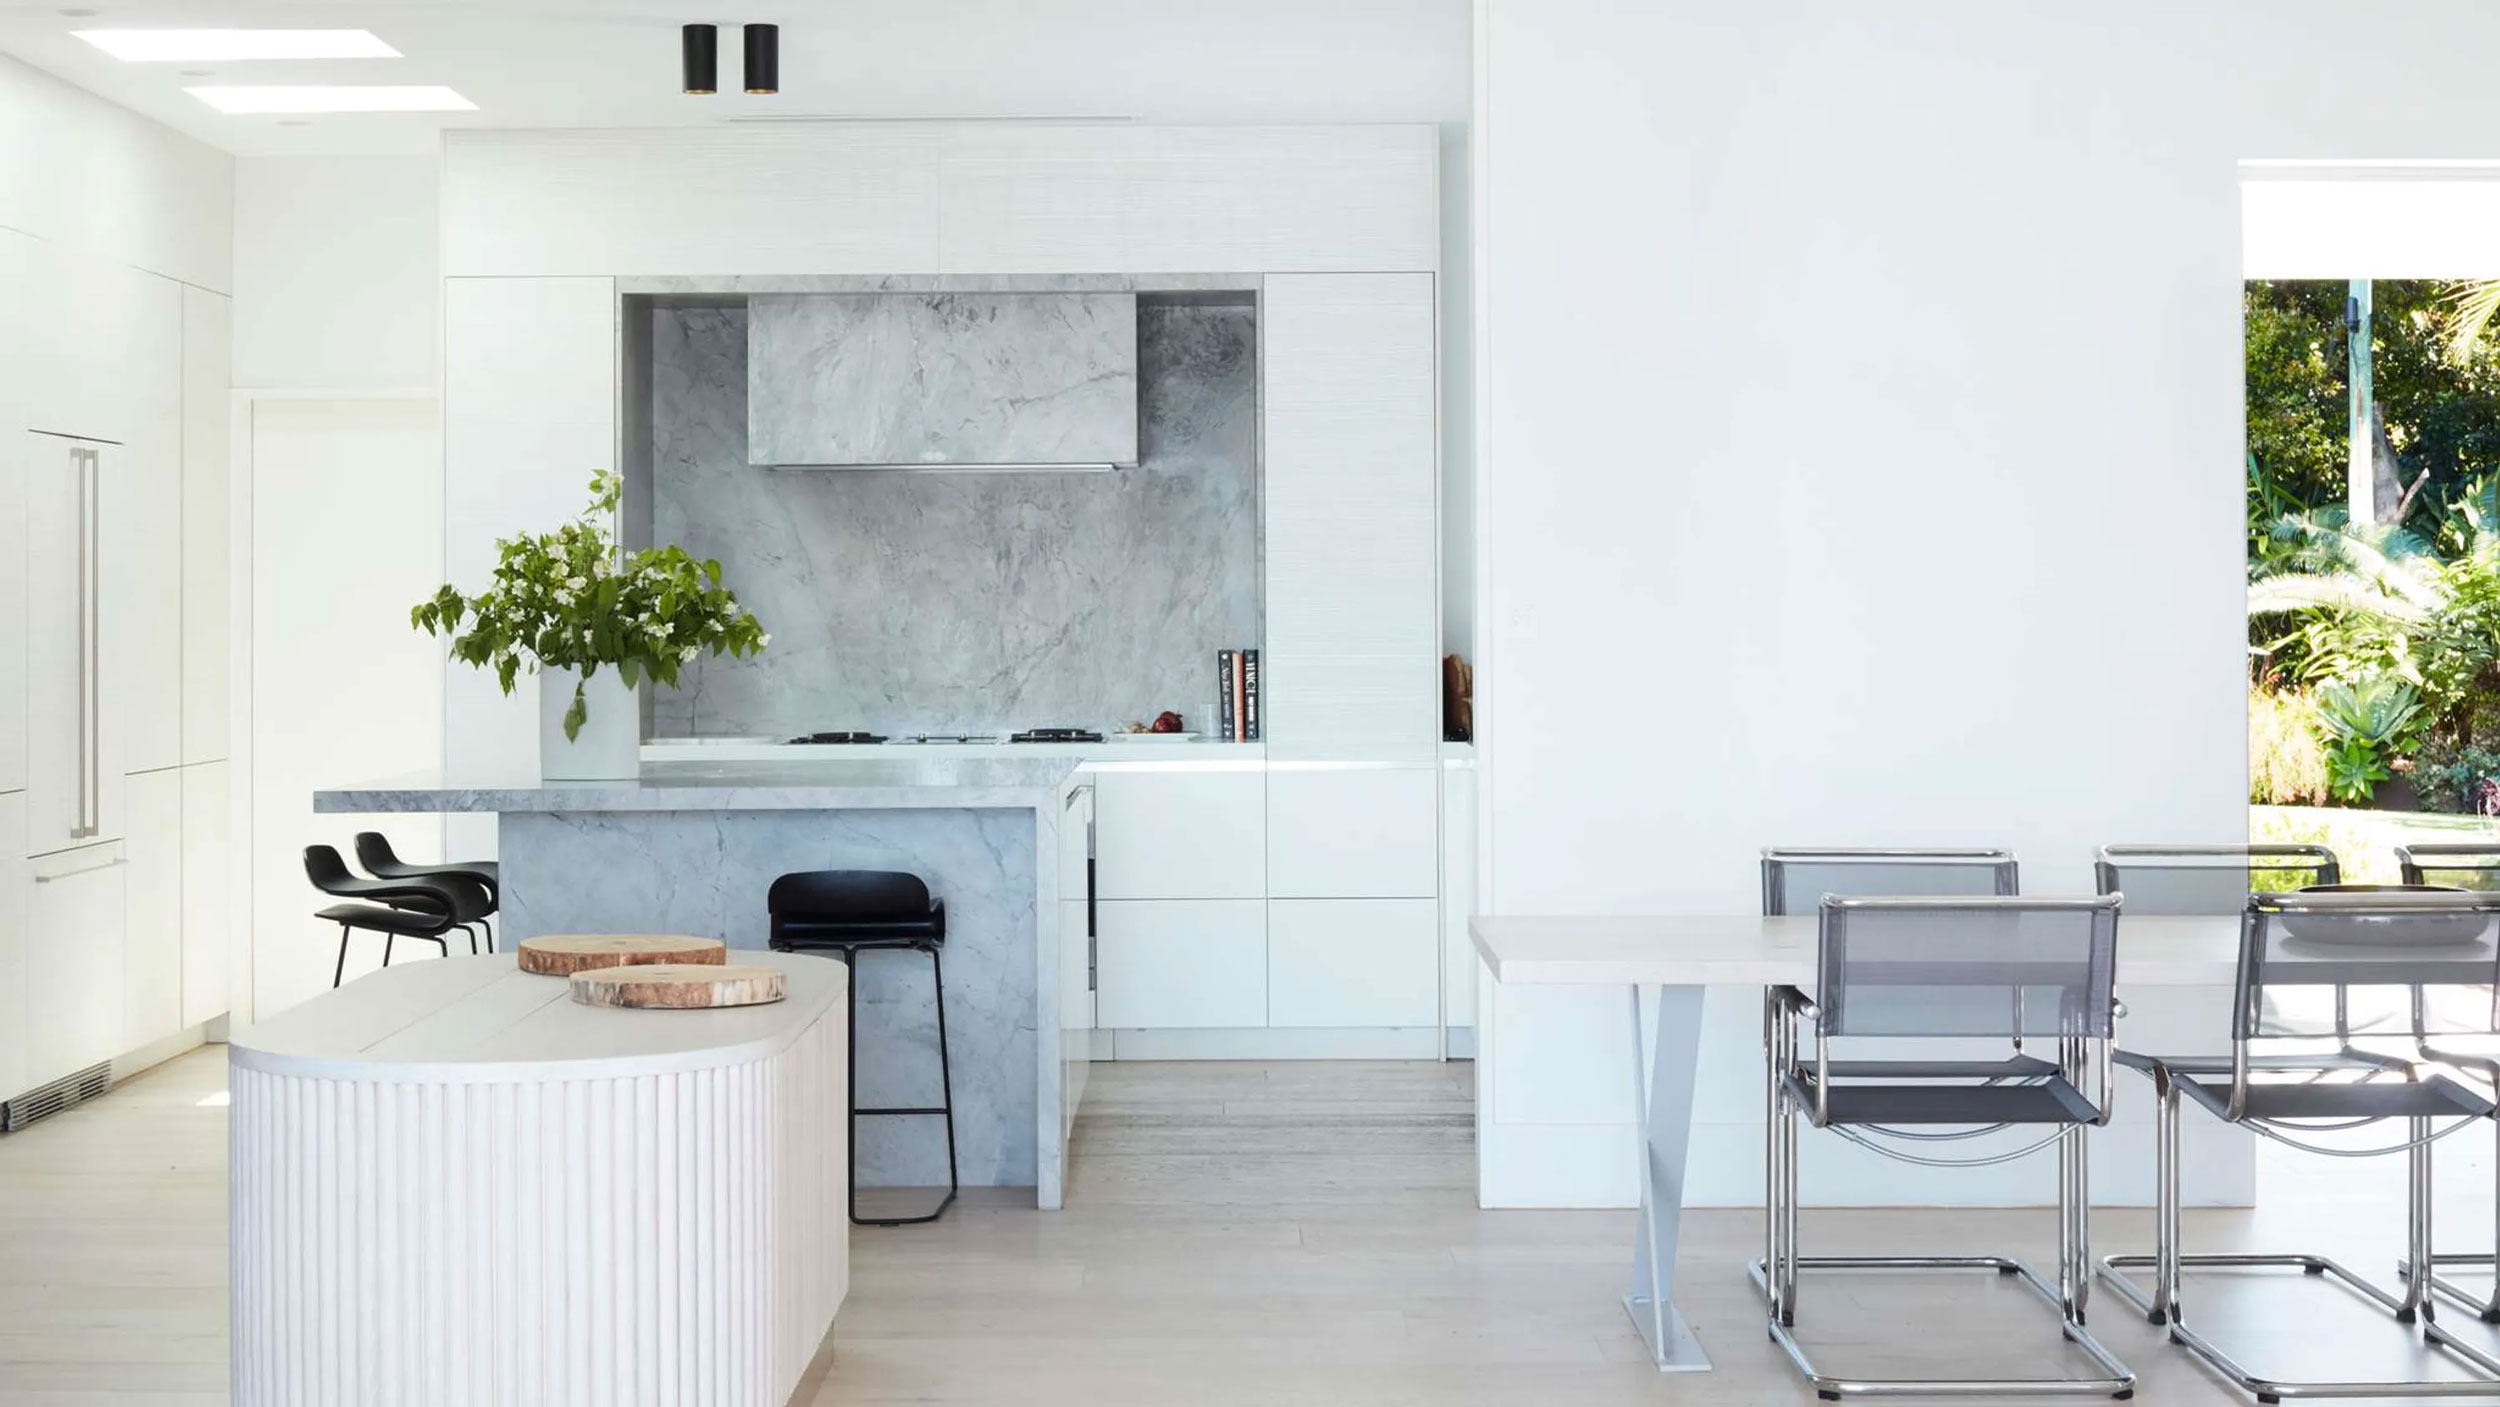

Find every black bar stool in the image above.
[767,870,956,1226]
[355,831,501,953]
[303,846,471,986]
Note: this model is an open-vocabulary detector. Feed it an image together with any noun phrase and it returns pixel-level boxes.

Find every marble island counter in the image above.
[314,755,1092,1208]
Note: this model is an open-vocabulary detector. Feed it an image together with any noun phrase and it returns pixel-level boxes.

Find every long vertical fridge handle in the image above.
[86,447,101,837]
[72,446,90,839]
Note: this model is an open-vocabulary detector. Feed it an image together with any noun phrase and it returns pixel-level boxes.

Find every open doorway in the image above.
[2242,170,2500,1223]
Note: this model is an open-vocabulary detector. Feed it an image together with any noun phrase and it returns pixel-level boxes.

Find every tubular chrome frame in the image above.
[2398,1041,2500,1327]
[1752,895,2134,1400]
[2092,844,2340,903]
[2097,890,2500,1401]
[2396,844,2500,887]
[1760,847,2019,916]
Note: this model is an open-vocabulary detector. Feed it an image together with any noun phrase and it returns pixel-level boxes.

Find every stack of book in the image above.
[1216,648,1261,741]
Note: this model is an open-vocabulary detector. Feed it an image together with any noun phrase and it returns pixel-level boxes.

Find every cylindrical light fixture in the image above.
[743,22,778,95]
[681,23,717,95]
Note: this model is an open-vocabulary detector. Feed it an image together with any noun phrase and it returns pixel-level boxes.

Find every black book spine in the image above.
[1242,648,1260,741]
[1217,650,1237,741]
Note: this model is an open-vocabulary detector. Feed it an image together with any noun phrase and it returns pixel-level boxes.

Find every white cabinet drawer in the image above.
[181,761,229,1027]
[1266,767,1437,898]
[1094,898,1265,1029]
[1093,769,1264,900]
[27,842,126,1085]
[0,794,26,1096]
[1268,898,1437,1028]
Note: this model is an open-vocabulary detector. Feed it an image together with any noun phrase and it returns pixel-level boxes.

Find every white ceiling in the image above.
[0,0,1470,156]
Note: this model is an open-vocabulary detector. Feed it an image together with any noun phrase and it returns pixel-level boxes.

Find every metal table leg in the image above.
[1625,982,1713,1372]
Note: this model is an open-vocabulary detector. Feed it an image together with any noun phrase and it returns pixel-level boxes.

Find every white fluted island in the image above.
[228,951,849,1407]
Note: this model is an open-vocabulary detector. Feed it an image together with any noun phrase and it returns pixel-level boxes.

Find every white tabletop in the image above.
[229,951,849,1083]
[1468,913,2246,986]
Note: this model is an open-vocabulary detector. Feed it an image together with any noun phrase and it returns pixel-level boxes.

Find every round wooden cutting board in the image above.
[567,963,787,1010]
[517,934,727,976]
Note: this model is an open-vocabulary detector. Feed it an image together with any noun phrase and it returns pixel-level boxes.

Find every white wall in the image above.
[233,156,440,389]
[0,51,230,293]
[245,397,444,1020]
[1472,0,2500,1208]
[2245,170,2500,278]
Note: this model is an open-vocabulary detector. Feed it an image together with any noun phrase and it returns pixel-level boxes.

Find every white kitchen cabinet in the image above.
[1261,273,1439,763]
[26,841,126,1085]
[181,286,231,766]
[1441,760,1477,1042]
[1094,898,1265,1030]
[109,269,186,778]
[1266,767,1438,899]
[443,276,618,855]
[0,794,27,1097]
[1267,898,1438,1029]
[179,761,229,1028]
[25,433,126,854]
[0,395,24,801]
[122,767,181,1050]
[1092,768,1264,900]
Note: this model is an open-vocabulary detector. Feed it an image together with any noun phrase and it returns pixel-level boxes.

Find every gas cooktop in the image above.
[783,728,1105,746]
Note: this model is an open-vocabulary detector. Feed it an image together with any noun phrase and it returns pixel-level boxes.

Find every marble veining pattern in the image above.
[650,301,1260,738]
[312,756,1081,814]
[749,293,1139,467]
[497,807,1044,1188]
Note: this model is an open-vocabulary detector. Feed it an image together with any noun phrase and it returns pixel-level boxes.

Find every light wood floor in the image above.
[12,1048,2500,1404]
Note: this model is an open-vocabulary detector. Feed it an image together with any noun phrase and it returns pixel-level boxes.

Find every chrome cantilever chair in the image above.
[2097,889,2500,1402]
[2094,844,2340,914]
[1761,847,2019,916]
[2392,844,2500,1326]
[1760,886,2134,1400]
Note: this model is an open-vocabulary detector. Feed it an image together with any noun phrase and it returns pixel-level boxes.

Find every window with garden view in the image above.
[2249,277,2500,874]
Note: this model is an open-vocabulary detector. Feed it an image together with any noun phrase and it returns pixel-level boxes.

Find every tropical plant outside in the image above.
[2247,280,2500,815]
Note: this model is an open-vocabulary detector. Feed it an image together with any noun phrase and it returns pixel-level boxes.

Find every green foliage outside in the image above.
[413,470,770,740]
[2248,280,2500,813]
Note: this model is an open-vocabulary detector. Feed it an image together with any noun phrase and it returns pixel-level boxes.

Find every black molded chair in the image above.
[303,846,472,987]
[768,870,955,1226]
[355,831,500,953]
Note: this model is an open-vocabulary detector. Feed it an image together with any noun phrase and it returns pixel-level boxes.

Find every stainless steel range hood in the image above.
[747,292,1139,471]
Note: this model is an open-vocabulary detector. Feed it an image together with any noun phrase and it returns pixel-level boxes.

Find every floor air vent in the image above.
[1,1062,112,1132]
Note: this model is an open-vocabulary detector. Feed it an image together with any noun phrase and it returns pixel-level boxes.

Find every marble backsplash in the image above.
[647,300,1260,737]
[747,292,1140,468]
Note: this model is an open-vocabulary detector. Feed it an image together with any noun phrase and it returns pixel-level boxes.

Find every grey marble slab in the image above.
[648,301,1261,738]
[621,273,1261,296]
[749,293,1138,467]
[498,806,1050,1189]
[312,756,1081,814]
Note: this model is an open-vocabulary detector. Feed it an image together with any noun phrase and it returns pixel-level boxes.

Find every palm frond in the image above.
[2444,278,2500,364]
[2247,572,2432,623]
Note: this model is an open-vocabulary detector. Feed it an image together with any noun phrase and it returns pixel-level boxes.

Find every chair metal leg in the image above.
[1747,1041,2133,1398]
[381,932,395,967]
[846,943,960,1227]
[332,924,351,988]
[2396,1113,2500,1324]
[2100,1102,2500,1400]
[480,918,495,954]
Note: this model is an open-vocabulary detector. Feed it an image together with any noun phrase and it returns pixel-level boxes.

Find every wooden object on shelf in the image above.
[517,933,726,976]
[568,963,787,1009]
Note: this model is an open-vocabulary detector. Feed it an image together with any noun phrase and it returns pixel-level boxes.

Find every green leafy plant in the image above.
[2410,739,2500,815]
[2311,672,2423,803]
[2249,688,2329,806]
[412,471,769,740]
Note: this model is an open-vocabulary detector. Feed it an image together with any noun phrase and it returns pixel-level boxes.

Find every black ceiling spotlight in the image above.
[681,23,717,95]
[743,22,778,95]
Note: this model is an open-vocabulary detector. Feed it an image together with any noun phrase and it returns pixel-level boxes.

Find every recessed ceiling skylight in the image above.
[76,29,401,62]
[185,85,475,115]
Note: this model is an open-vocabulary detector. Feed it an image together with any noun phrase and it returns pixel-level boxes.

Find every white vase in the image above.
[538,665,641,781]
